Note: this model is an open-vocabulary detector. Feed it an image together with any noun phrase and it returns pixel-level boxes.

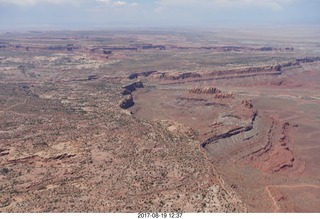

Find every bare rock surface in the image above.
[1,29,320,213]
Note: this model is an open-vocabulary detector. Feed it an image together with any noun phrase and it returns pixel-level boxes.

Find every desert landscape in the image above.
[0,27,320,213]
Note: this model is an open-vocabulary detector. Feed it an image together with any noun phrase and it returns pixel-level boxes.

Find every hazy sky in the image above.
[0,0,319,30]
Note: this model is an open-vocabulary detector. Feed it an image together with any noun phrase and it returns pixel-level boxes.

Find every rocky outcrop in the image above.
[208,65,282,77]
[158,72,202,80]
[128,71,157,80]
[1,44,80,52]
[168,45,294,53]
[255,47,294,52]
[103,50,112,55]
[119,94,134,109]
[201,112,257,148]
[141,44,166,50]
[89,48,112,55]
[273,57,320,71]
[119,81,143,109]
[268,121,302,173]
[199,46,245,52]
[296,56,320,63]
[285,47,294,51]
[259,47,273,51]
[120,57,320,89]
[0,149,9,157]
[102,47,137,51]
[129,44,166,50]
[189,87,234,99]
[215,92,235,99]
[50,44,77,51]
[87,75,98,81]
[129,71,202,81]
[189,87,221,95]
[49,153,76,161]
[280,61,300,68]
[121,81,144,95]
[241,100,253,109]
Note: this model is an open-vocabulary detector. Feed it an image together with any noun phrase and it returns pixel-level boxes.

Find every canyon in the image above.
[0,28,320,212]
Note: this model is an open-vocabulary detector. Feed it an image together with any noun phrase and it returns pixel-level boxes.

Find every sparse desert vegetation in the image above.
[0,28,320,212]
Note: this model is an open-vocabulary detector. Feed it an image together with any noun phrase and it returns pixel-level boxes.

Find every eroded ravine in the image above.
[129,82,308,212]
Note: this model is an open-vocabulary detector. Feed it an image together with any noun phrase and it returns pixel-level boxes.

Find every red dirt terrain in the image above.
[129,60,320,212]
[1,29,320,212]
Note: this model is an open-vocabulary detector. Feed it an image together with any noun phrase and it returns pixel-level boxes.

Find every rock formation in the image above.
[119,81,144,109]
[209,65,282,77]
[296,56,320,63]
[189,87,221,95]
[121,81,144,95]
[119,94,134,109]
[128,71,157,80]
[241,100,253,109]
[189,87,234,99]
[164,72,202,80]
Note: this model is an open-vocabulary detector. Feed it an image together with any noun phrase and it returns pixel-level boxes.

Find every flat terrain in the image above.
[0,27,320,212]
